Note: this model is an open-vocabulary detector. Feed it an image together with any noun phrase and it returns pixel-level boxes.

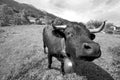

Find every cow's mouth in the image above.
[79,51,101,61]
[80,56,96,61]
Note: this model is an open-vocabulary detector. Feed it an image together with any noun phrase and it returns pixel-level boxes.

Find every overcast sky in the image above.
[15,0,120,25]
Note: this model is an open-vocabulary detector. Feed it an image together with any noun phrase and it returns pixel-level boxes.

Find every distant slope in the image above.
[0,0,57,19]
[0,0,71,26]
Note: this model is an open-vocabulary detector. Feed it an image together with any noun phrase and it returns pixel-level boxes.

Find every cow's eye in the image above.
[67,32,71,35]
[90,33,95,40]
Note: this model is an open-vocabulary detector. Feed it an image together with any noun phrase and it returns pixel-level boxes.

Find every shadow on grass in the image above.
[73,60,114,80]
[43,58,114,80]
[5,56,114,80]
[38,57,114,80]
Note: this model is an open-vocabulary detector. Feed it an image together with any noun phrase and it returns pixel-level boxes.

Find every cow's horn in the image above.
[89,20,107,33]
[53,25,67,29]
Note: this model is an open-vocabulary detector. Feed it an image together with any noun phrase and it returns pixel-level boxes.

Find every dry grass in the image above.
[0,25,120,80]
[94,33,120,80]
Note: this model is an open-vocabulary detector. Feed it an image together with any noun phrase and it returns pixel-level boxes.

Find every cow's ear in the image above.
[52,25,67,38]
[90,33,96,40]
[53,29,66,38]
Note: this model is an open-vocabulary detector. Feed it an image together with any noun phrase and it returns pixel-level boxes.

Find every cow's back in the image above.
[43,25,65,55]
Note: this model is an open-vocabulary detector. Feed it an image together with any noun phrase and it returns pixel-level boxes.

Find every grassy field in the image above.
[0,25,120,80]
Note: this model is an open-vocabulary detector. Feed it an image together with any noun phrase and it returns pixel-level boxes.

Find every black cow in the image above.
[43,21,106,74]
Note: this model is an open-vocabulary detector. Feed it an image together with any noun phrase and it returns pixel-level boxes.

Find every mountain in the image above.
[0,0,56,18]
[0,0,71,26]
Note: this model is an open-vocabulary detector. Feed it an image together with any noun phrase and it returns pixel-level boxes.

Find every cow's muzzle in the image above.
[80,42,101,61]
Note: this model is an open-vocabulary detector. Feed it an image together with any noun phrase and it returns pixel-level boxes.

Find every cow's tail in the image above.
[43,27,48,54]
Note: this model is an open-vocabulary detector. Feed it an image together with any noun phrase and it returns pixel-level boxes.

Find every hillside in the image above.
[0,0,70,26]
[0,0,55,18]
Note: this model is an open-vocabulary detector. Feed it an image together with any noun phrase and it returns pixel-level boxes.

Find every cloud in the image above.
[93,4,120,25]
[15,0,120,25]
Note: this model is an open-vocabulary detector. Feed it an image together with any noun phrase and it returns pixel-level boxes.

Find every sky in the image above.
[15,0,120,25]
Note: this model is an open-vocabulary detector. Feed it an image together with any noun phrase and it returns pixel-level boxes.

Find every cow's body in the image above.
[43,26,66,59]
[43,21,106,74]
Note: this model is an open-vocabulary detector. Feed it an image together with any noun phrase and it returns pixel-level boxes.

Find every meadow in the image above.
[0,25,120,80]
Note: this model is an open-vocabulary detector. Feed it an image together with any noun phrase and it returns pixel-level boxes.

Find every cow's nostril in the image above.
[83,43,91,50]
[84,45,91,49]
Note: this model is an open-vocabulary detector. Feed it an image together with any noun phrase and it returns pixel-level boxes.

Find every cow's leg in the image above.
[61,61,65,75]
[43,43,48,54]
[48,54,52,69]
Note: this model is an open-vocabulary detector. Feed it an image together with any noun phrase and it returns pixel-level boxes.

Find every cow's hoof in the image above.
[61,71,65,75]
[48,66,52,69]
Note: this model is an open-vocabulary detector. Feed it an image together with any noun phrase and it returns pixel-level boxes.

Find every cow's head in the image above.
[52,21,106,61]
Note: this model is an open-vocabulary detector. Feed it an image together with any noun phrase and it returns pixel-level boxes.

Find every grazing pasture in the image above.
[0,25,120,80]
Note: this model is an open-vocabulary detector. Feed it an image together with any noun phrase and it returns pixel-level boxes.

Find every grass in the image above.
[0,29,5,34]
[108,46,120,80]
[0,25,120,80]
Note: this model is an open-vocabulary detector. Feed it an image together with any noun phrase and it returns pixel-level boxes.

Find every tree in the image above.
[86,20,102,29]
[0,4,14,26]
